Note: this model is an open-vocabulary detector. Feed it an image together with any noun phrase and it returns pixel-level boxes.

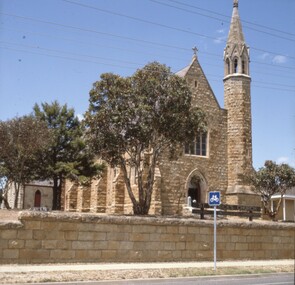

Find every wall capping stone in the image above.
[0,221,23,229]
[18,211,295,230]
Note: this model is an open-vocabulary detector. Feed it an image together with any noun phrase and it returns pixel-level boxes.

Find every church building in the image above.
[63,0,260,215]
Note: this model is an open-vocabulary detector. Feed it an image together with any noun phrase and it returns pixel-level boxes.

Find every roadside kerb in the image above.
[0,259,293,273]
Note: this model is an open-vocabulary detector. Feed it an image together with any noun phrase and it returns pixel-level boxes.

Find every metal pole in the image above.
[214,205,217,271]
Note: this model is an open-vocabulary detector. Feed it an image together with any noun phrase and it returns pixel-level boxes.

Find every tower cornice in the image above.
[223,74,251,82]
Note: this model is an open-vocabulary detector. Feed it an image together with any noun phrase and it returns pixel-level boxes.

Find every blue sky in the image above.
[0,0,294,170]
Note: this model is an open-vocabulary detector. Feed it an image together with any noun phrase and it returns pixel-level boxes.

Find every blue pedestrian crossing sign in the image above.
[208,191,221,206]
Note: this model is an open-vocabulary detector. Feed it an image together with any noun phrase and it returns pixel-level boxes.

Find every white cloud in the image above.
[213,36,226,44]
[272,55,287,64]
[258,53,288,65]
[217,29,225,34]
[277,156,289,164]
[276,157,295,167]
[259,52,270,60]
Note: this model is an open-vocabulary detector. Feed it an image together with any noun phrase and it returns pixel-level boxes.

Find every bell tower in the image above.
[224,0,258,205]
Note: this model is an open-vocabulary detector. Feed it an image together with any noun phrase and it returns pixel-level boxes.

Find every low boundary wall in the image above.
[0,211,294,264]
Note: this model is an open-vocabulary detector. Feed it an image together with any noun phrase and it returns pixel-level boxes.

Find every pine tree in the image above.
[0,116,51,208]
[34,101,103,210]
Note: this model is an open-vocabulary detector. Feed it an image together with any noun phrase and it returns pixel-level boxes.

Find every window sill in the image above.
[184,154,209,159]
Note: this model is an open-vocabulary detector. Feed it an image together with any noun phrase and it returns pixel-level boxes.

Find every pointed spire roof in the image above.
[227,0,245,45]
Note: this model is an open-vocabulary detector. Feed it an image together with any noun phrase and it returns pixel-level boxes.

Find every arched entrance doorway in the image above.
[185,170,208,205]
[34,190,41,207]
[188,176,201,203]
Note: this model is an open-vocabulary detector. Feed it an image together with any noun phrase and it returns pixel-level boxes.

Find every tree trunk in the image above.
[52,177,59,210]
[52,175,63,210]
[133,202,149,215]
[263,194,283,221]
[120,159,139,208]
[13,182,21,209]
[57,176,62,210]
[119,148,160,216]
[1,194,11,209]
[1,183,11,209]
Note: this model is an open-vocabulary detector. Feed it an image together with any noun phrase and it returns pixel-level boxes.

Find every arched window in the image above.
[184,132,208,157]
[34,190,41,208]
[242,60,246,74]
[234,58,238,73]
[226,58,230,75]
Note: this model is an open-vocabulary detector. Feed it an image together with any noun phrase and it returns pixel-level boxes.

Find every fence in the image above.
[192,202,261,221]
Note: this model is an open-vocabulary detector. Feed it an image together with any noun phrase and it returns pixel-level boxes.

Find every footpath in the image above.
[0,259,293,273]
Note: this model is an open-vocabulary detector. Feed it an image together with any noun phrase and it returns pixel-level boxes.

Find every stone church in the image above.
[63,0,260,215]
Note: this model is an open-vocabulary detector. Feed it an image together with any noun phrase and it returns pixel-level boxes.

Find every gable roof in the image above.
[176,56,223,110]
[175,64,191,78]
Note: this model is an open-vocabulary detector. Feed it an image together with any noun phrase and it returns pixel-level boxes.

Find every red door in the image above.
[34,190,41,207]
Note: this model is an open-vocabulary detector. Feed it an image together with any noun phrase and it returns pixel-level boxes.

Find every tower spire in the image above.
[224,0,249,76]
[227,0,244,45]
[223,1,257,206]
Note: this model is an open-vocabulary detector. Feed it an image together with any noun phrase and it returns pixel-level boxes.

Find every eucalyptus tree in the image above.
[85,62,206,215]
[246,160,295,219]
[0,116,51,208]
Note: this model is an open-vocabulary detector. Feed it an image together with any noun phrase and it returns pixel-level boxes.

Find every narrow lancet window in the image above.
[242,60,245,74]
[234,58,238,73]
[226,58,230,75]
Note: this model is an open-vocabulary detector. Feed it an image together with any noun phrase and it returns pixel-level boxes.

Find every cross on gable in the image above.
[192,46,198,57]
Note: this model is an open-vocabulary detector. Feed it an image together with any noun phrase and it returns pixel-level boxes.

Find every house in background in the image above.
[271,188,295,222]
[2,181,53,210]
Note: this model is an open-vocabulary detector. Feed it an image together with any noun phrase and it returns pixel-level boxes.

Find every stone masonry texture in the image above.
[0,211,294,264]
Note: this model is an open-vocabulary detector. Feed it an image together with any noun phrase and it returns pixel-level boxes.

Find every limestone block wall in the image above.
[0,211,294,264]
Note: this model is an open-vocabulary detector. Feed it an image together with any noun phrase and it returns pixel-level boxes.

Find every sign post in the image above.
[208,191,221,271]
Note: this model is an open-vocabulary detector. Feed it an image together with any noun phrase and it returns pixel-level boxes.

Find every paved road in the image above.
[18,273,294,285]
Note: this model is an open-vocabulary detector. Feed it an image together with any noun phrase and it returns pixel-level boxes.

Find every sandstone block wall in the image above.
[224,76,252,190]
[159,57,229,215]
[0,211,294,264]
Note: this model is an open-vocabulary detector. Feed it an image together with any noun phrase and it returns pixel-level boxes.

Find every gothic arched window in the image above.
[184,132,208,157]
[234,58,238,73]
[242,60,246,74]
[226,58,230,75]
